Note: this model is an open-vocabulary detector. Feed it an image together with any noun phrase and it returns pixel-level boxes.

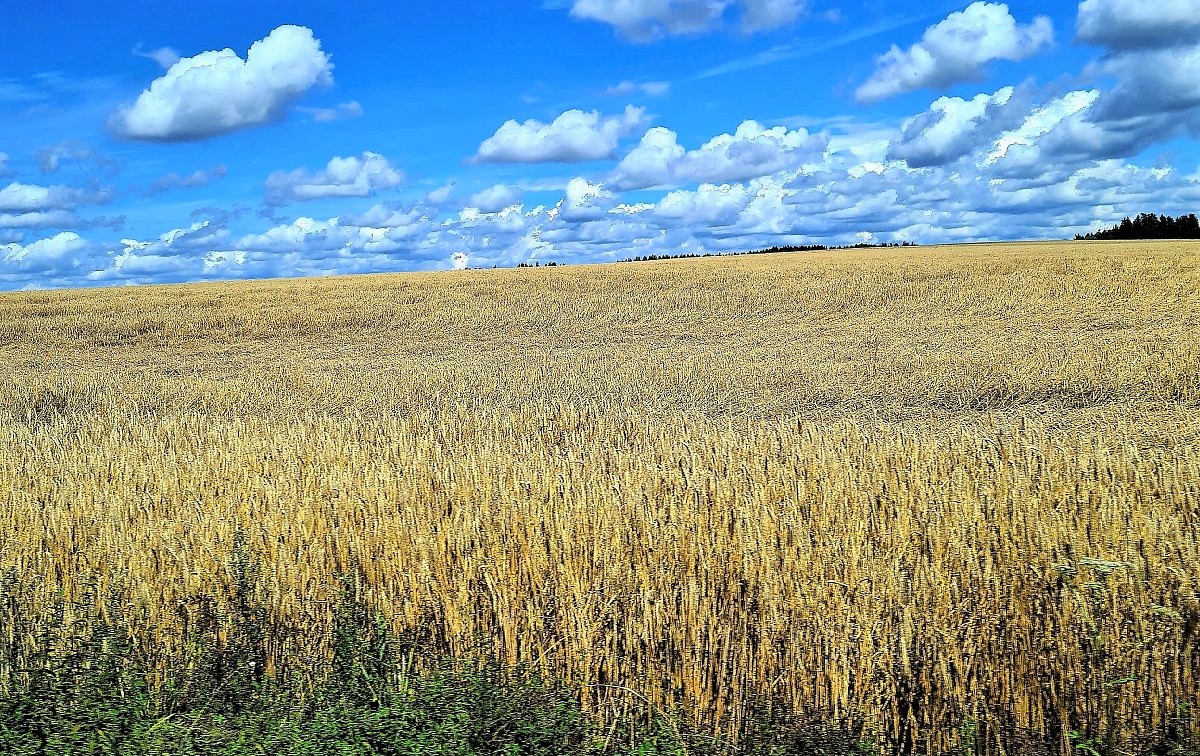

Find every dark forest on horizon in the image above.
[1076,212,1200,240]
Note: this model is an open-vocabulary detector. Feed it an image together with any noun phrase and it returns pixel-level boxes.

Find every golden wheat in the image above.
[1,240,1197,754]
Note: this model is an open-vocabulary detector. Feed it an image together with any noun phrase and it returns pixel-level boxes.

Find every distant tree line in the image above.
[619,240,916,263]
[1076,212,1200,240]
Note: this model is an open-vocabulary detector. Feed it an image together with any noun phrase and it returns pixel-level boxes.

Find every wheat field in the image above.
[1,241,1198,754]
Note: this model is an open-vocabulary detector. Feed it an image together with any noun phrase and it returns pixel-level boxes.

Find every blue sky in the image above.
[2,0,1199,289]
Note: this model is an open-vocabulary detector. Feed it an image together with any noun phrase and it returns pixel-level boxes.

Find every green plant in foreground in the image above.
[958,717,977,756]
[1,551,1195,756]
[1070,729,1106,756]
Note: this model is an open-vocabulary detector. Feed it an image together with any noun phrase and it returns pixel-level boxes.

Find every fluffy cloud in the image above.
[424,183,456,206]
[101,223,235,284]
[16,61,1200,292]
[339,204,427,229]
[546,177,616,223]
[234,213,436,258]
[474,106,646,163]
[80,219,273,286]
[234,216,353,254]
[655,182,752,227]
[998,50,1200,166]
[0,181,110,212]
[986,89,1099,169]
[610,128,685,189]
[1076,0,1200,50]
[568,0,806,40]
[611,120,826,189]
[149,164,228,194]
[1009,3,1200,164]
[888,86,1030,167]
[137,205,461,283]
[1,231,89,272]
[14,144,1200,291]
[856,3,1052,103]
[110,25,333,141]
[468,184,522,213]
[565,177,608,209]
[119,220,231,259]
[265,152,404,205]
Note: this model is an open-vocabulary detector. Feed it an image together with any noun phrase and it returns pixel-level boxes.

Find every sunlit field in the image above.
[1,241,1197,755]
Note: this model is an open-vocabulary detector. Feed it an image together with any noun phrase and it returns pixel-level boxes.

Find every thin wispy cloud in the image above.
[693,9,945,80]
[132,44,182,70]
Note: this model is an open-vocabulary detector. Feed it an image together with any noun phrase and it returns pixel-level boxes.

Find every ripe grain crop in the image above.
[1,241,1197,755]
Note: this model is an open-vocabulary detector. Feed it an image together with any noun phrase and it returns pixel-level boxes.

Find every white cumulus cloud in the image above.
[474,106,646,163]
[655,182,751,226]
[1,231,88,271]
[887,86,1029,167]
[265,152,404,205]
[555,177,615,222]
[1026,2,1200,165]
[468,184,522,213]
[234,216,349,254]
[1010,45,1200,166]
[424,183,456,206]
[0,181,106,212]
[856,3,1053,103]
[234,214,433,258]
[611,120,826,189]
[119,221,231,260]
[986,89,1100,166]
[110,25,333,141]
